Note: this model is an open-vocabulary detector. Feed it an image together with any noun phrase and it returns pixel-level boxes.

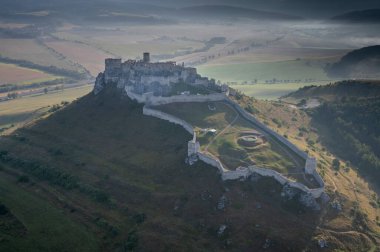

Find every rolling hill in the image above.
[325,45,380,79]
[285,80,380,186]
[178,5,302,20]
[284,80,380,101]
[331,9,380,23]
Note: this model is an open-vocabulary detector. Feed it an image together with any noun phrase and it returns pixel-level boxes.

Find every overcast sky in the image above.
[2,0,380,18]
[142,0,380,16]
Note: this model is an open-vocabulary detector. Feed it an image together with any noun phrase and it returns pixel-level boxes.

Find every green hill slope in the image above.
[286,80,380,185]
[312,97,380,184]
[0,85,323,251]
[284,80,380,101]
[331,9,380,23]
[325,45,380,79]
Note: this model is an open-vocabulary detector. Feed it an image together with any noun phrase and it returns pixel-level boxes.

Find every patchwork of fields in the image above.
[0,21,349,100]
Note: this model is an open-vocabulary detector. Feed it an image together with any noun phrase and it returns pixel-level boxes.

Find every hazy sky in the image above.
[2,0,380,18]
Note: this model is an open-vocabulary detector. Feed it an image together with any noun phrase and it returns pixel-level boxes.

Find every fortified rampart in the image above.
[143,107,194,134]
[125,86,227,105]
[226,99,309,160]
[140,99,325,199]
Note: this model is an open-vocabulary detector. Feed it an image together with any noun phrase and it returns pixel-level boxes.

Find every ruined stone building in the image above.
[94,52,218,96]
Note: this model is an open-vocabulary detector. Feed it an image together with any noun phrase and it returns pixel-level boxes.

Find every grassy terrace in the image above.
[155,101,317,187]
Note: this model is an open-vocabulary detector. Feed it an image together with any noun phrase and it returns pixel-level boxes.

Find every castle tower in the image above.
[104,58,122,83]
[143,52,150,63]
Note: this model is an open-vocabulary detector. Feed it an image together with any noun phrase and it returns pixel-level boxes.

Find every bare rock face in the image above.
[299,193,320,211]
[93,73,105,95]
[282,184,320,211]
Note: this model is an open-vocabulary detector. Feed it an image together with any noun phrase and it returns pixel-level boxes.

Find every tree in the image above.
[297,99,307,107]
[333,158,340,171]
[7,92,18,99]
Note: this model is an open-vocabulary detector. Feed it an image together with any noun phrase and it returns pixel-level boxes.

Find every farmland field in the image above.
[0,85,92,132]
[53,28,206,60]
[45,40,113,76]
[230,82,332,100]
[0,63,60,85]
[0,38,77,71]
[198,59,332,84]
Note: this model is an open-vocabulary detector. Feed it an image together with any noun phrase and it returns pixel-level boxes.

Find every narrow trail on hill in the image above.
[314,169,379,250]
[204,103,239,153]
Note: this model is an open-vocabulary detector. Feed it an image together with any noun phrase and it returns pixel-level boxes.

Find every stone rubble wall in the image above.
[132,89,324,199]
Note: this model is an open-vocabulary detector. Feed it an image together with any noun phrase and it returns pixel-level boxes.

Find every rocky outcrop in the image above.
[93,73,105,95]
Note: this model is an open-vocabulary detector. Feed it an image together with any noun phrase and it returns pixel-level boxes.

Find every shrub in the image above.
[0,204,9,215]
[18,175,30,183]
[133,213,146,224]
[332,158,340,171]
[272,118,282,128]
[125,229,139,251]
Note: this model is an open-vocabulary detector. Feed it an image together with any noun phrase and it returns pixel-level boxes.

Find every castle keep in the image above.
[94,53,218,96]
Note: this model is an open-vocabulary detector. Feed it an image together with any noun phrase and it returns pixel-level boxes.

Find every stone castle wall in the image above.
[126,85,227,105]
[198,152,226,174]
[226,99,309,160]
[143,107,194,135]
[130,89,324,199]
[140,75,180,86]
[248,166,324,198]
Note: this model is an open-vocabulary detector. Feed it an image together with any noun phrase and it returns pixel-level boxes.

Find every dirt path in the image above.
[205,104,239,153]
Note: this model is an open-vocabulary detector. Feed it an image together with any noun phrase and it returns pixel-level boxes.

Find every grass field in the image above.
[0,63,61,86]
[0,174,98,251]
[198,59,332,84]
[230,82,332,100]
[0,85,92,132]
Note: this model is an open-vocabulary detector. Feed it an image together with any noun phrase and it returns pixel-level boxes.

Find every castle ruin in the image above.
[94,53,222,96]
[93,53,326,204]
